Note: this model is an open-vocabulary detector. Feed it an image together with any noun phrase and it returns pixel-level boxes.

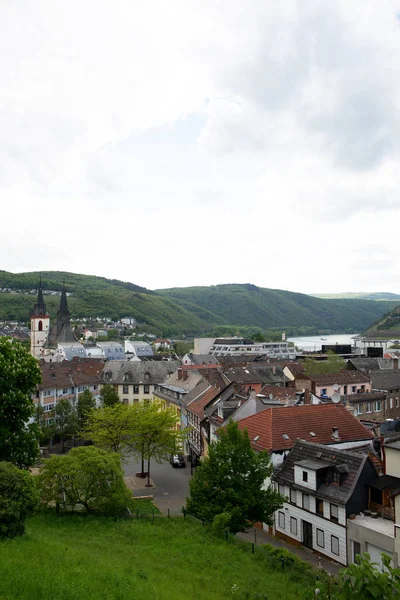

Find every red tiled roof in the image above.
[259,385,297,400]
[187,386,221,419]
[236,403,374,452]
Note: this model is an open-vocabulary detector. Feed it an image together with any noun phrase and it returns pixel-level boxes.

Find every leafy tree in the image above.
[0,462,38,538]
[33,403,53,444]
[131,401,184,486]
[82,404,138,459]
[99,384,120,407]
[339,552,400,599]
[38,446,133,515]
[186,421,283,533]
[77,389,96,429]
[174,341,192,357]
[0,337,42,467]
[303,351,345,376]
[54,399,78,453]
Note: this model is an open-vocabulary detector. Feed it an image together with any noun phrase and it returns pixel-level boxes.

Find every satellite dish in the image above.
[333,384,340,392]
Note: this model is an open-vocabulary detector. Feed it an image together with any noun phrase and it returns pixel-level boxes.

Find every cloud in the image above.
[1,1,400,294]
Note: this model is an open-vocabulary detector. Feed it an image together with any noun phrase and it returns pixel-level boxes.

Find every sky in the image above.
[1,1,400,294]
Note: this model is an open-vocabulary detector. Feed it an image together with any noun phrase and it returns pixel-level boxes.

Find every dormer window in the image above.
[302,471,308,483]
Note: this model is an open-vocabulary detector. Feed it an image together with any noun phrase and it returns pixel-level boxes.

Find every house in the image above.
[346,434,400,569]
[96,341,126,361]
[370,370,400,395]
[236,403,374,467]
[102,360,180,404]
[283,362,305,381]
[124,340,154,359]
[184,381,221,460]
[221,364,287,392]
[295,371,372,398]
[153,368,205,430]
[182,353,220,367]
[342,391,400,424]
[153,338,172,351]
[273,440,378,565]
[34,359,104,422]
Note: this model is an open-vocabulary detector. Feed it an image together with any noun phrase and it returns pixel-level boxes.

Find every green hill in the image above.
[363,305,400,338]
[0,271,397,336]
[158,283,398,333]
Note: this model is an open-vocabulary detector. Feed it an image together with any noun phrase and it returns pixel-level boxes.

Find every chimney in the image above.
[272,365,276,375]
[182,370,188,381]
[177,368,182,380]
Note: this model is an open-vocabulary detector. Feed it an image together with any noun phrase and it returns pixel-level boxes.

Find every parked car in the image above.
[170,453,186,468]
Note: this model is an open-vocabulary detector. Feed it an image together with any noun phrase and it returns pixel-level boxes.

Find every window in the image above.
[123,398,129,405]
[360,385,365,392]
[316,498,324,516]
[78,386,84,393]
[366,402,372,413]
[343,385,348,394]
[351,386,357,393]
[316,529,325,548]
[321,388,327,396]
[352,541,361,563]
[357,404,363,415]
[302,471,308,483]
[123,385,129,394]
[331,535,339,556]
[93,385,97,391]
[278,484,285,496]
[278,512,285,529]
[133,385,139,394]
[375,401,381,412]
[390,397,393,409]
[370,487,383,504]
[144,384,150,393]
[396,397,399,408]
[290,517,297,535]
[302,493,310,510]
[330,504,339,523]
[290,488,297,504]
[44,404,54,412]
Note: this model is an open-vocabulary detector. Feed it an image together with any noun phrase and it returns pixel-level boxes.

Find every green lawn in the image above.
[0,514,324,600]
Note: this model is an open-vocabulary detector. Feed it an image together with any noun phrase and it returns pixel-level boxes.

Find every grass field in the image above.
[0,513,325,600]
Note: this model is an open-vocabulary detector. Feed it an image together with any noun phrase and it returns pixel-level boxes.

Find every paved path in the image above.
[237,527,342,577]
[123,456,193,515]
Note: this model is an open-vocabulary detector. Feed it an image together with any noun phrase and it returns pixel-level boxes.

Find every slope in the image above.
[157,284,398,333]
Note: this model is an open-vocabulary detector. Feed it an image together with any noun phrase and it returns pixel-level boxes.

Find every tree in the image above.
[303,350,346,376]
[82,404,138,459]
[0,462,38,538]
[33,403,53,444]
[99,384,120,407]
[0,337,42,467]
[339,552,400,599]
[131,401,184,486]
[38,446,133,515]
[186,421,283,533]
[77,389,96,429]
[54,399,78,453]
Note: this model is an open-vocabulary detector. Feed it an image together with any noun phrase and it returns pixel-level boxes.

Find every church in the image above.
[30,279,78,358]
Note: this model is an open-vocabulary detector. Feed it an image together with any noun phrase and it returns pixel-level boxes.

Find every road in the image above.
[123,455,194,515]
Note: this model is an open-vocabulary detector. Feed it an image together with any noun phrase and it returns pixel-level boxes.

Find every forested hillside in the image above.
[0,271,397,337]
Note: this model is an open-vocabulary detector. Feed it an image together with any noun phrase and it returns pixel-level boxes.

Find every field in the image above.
[0,513,324,600]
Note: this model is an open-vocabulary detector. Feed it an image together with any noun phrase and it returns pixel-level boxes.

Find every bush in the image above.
[0,462,38,538]
[38,446,133,516]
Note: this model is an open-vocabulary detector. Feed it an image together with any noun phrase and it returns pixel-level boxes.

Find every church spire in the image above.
[31,277,47,317]
[57,280,70,320]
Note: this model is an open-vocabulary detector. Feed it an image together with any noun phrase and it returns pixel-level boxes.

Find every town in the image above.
[17,279,400,575]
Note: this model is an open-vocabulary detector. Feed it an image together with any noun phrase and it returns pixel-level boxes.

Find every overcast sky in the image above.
[1,1,400,293]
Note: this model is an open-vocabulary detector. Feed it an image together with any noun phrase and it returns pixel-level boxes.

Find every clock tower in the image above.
[30,278,50,358]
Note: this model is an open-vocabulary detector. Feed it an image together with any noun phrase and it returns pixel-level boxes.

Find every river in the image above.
[287,333,359,352]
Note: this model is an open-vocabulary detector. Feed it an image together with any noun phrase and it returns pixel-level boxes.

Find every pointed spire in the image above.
[57,280,70,320]
[31,277,47,317]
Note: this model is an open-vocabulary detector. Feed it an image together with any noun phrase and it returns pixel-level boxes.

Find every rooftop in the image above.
[350,514,394,537]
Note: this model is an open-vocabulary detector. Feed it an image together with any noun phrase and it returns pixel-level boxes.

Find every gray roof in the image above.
[294,458,332,470]
[222,365,285,386]
[371,370,400,391]
[274,439,368,505]
[349,358,395,372]
[184,354,219,365]
[102,360,180,384]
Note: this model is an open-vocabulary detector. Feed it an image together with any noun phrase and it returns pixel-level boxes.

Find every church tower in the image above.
[30,278,50,358]
[56,281,71,336]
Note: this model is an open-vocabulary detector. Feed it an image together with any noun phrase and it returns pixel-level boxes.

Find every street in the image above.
[123,455,194,515]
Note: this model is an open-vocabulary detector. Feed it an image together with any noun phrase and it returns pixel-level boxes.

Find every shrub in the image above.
[38,446,133,516]
[0,462,38,538]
